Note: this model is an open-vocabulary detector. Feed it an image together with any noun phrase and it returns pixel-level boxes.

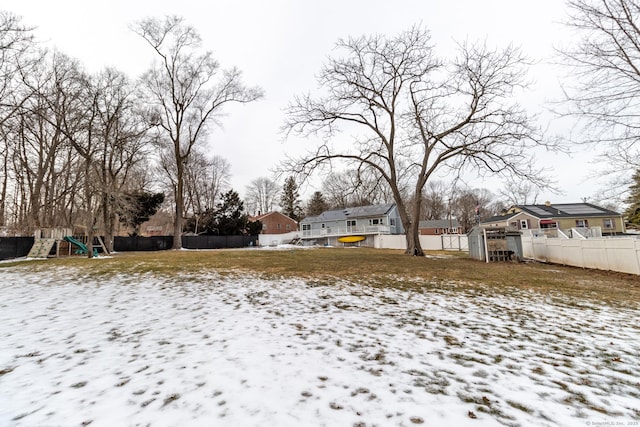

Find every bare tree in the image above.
[322,169,395,209]
[183,151,231,216]
[450,187,494,232]
[245,176,279,215]
[13,50,83,232]
[560,0,640,174]
[497,179,541,206]
[421,180,449,220]
[284,26,548,255]
[133,16,263,249]
[90,68,150,252]
[35,53,103,257]
[0,11,35,127]
[0,12,36,227]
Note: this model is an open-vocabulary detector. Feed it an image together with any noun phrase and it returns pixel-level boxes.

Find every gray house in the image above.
[300,203,404,246]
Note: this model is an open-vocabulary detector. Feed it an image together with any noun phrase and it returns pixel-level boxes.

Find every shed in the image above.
[468,226,523,262]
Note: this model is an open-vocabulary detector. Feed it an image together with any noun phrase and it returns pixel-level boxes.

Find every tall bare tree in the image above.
[560,0,640,174]
[133,16,263,249]
[284,26,548,255]
[90,68,150,252]
[0,11,35,127]
[322,169,395,209]
[183,151,231,216]
[497,179,541,206]
[450,187,494,232]
[14,51,84,232]
[0,11,36,227]
[245,176,279,215]
[30,53,104,257]
[421,180,449,220]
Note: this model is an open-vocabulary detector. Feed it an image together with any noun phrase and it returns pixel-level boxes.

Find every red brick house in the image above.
[250,212,298,234]
[418,219,463,235]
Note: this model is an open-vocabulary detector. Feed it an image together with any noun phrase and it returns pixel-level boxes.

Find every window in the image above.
[520,219,529,229]
[302,224,311,231]
[277,224,281,229]
[390,219,396,226]
[321,223,325,229]
[286,224,291,230]
[575,219,588,228]
[347,220,356,227]
[369,218,380,225]
[603,218,614,229]
[262,223,267,230]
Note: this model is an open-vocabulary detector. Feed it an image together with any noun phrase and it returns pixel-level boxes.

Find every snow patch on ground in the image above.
[0,266,638,426]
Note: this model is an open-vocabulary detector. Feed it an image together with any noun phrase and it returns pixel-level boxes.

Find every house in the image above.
[418,219,463,235]
[250,211,298,235]
[481,202,626,235]
[299,203,404,246]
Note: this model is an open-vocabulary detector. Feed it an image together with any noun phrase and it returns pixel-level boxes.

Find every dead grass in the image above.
[3,247,640,306]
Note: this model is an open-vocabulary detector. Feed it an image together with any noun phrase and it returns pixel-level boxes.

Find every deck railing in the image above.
[301,225,391,239]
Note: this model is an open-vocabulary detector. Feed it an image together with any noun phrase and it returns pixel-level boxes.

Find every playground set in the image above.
[27,228,108,259]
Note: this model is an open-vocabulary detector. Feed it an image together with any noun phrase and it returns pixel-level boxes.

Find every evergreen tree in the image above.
[118,192,165,236]
[212,190,249,235]
[280,176,303,221]
[306,191,329,217]
[625,169,640,227]
[197,189,262,235]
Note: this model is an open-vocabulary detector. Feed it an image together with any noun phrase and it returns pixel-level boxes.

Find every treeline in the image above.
[0,13,261,252]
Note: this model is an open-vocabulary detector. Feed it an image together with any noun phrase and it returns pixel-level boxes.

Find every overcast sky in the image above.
[10,0,597,205]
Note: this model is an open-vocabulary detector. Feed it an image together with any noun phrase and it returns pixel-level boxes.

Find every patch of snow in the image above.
[0,267,638,426]
[255,244,313,251]
[0,257,29,264]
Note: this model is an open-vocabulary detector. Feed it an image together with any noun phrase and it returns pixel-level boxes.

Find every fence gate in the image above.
[441,235,468,251]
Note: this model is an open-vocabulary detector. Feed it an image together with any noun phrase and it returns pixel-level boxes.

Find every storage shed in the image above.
[468,227,523,262]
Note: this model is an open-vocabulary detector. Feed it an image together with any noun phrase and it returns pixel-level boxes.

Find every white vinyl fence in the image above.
[522,235,640,275]
[374,234,468,251]
[257,232,300,246]
[258,232,469,252]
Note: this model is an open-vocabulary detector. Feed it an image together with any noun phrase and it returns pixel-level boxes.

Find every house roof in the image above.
[482,211,520,223]
[481,202,620,224]
[302,203,396,223]
[517,203,620,218]
[418,219,461,229]
[249,211,297,223]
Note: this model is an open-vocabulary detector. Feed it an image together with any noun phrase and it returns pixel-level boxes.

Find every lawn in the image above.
[0,247,638,426]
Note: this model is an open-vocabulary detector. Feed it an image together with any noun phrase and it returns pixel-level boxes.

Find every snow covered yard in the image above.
[0,264,639,427]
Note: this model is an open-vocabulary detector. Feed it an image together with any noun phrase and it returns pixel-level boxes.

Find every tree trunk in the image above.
[396,196,424,256]
[83,159,94,259]
[86,221,95,259]
[102,192,114,254]
[173,159,184,250]
[407,198,424,257]
[0,157,7,226]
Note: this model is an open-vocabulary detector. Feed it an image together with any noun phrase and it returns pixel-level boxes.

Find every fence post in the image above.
[603,239,611,272]
[635,239,640,275]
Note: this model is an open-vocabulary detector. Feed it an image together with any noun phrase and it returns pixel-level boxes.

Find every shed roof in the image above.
[302,203,396,223]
